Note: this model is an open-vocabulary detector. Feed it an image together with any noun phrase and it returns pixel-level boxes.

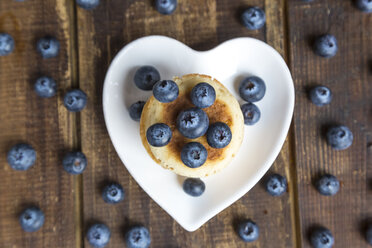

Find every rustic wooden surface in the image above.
[0,0,370,247]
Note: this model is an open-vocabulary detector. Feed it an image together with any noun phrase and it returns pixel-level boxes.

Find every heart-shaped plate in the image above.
[103,35,294,232]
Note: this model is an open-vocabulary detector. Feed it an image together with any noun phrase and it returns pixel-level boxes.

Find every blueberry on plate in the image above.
[181,142,208,168]
[62,151,87,175]
[34,76,57,98]
[310,227,334,248]
[153,80,179,103]
[241,103,261,125]
[134,66,160,91]
[309,86,332,106]
[0,33,15,56]
[190,82,216,108]
[63,89,87,112]
[316,174,339,196]
[125,226,151,248]
[176,107,209,139]
[355,0,372,12]
[129,101,146,121]
[19,207,44,232]
[183,178,205,197]
[86,223,111,248]
[266,174,287,196]
[155,0,177,15]
[146,123,172,147]
[366,224,372,245]
[36,36,60,58]
[236,219,259,242]
[314,35,338,58]
[102,182,125,204]
[206,122,232,148]
[239,76,266,102]
[7,143,36,171]
[326,125,353,150]
[241,7,266,30]
[76,0,100,10]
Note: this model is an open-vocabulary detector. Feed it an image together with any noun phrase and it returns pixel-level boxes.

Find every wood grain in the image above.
[77,0,295,247]
[0,0,78,247]
[288,0,372,247]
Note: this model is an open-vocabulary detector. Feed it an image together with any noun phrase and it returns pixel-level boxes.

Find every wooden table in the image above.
[0,0,370,247]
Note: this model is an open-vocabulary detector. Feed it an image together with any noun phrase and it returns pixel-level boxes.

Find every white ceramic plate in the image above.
[103,36,294,232]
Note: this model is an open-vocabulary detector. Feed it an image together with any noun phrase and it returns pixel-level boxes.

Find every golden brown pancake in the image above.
[140,74,244,178]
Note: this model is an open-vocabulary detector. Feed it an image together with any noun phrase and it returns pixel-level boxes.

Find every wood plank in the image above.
[0,0,79,247]
[288,0,372,247]
[78,0,295,247]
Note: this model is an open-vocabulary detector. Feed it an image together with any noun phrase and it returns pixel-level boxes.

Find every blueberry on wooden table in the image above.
[36,36,60,58]
[19,207,44,232]
[310,227,334,248]
[366,224,372,245]
[134,65,161,91]
[146,123,172,147]
[63,89,87,112]
[102,182,125,204]
[86,223,111,248]
[326,125,353,150]
[176,107,209,139]
[236,219,259,242]
[129,101,146,121]
[181,142,208,168]
[241,7,266,30]
[153,80,179,103]
[309,86,332,106]
[266,174,287,196]
[0,33,15,56]
[76,0,100,10]
[183,178,205,197]
[355,0,372,12]
[314,34,338,58]
[155,0,177,15]
[206,122,232,149]
[239,76,266,102]
[62,151,87,175]
[125,226,151,248]
[34,76,57,98]
[190,82,216,108]
[7,143,36,171]
[241,103,261,125]
[315,174,340,196]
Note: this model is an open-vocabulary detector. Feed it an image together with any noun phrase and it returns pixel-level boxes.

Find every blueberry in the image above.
[86,223,111,248]
[63,89,87,112]
[62,151,87,175]
[102,182,125,204]
[134,66,160,91]
[326,125,353,150]
[153,80,179,103]
[316,174,340,196]
[236,219,259,242]
[0,33,15,56]
[125,226,151,248]
[310,227,334,248]
[206,122,232,148]
[239,76,266,102]
[180,142,208,168]
[309,86,332,106]
[176,107,209,139]
[266,174,287,196]
[241,7,266,30]
[129,101,145,121]
[183,178,205,197]
[190,82,216,108]
[241,103,261,125]
[7,143,36,171]
[36,36,60,58]
[34,76,57,98]
[19,207,44,232]
[355,0,372,12]
[155,0,177,15]
[314,35,338,58]
[366,224,372,245]
[146,123,172,147]
[76,0,100,9]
